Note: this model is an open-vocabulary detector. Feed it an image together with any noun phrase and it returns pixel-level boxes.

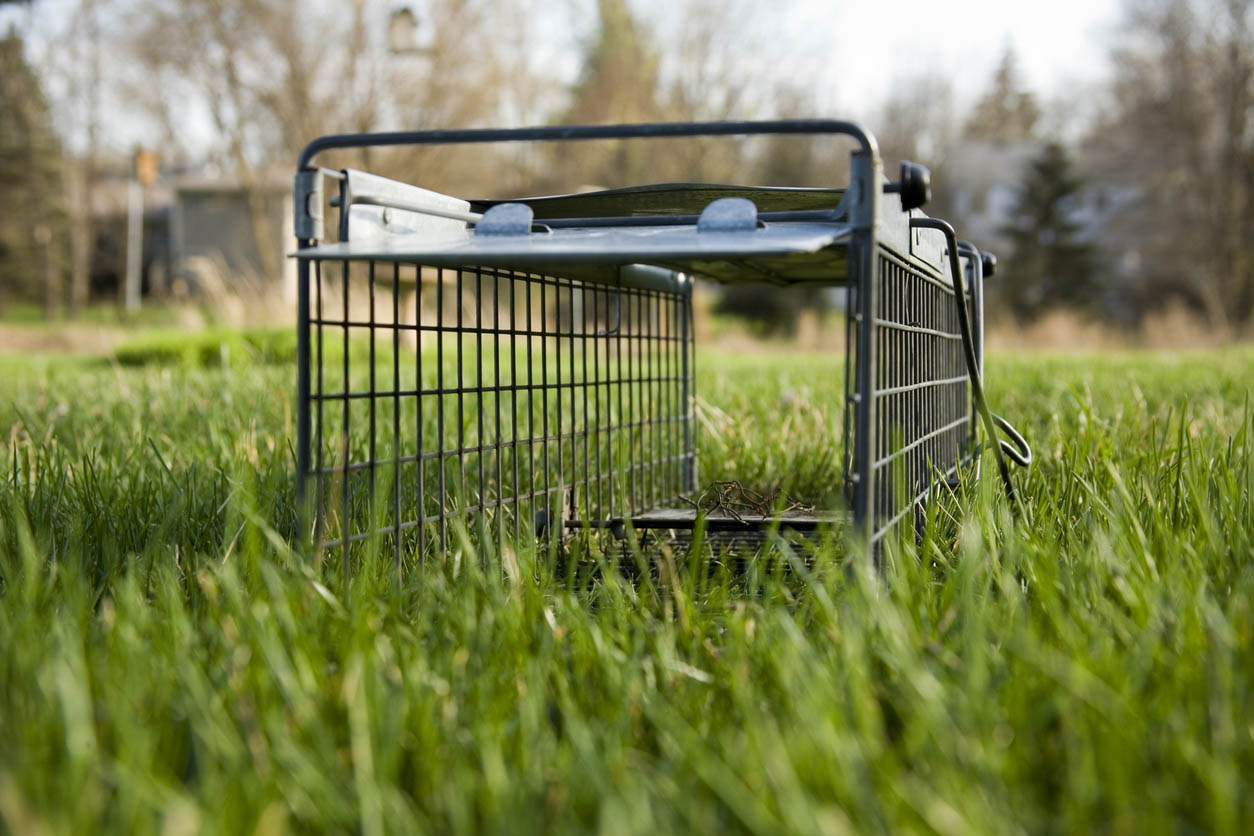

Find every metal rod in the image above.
[296,252,311,529]
[392,261,401,573]
[436,268,447,552]
[341,259,351,581]
[849,146,881,553]
[911,218,1021,510]
[349,194,482,224]
[415,264,426,563]
[298,120,879,172]
[369,260,378,514]
[475,269,486,541]
[315,262,324,544]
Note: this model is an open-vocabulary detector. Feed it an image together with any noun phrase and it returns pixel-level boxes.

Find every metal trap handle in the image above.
[297,120,880,173]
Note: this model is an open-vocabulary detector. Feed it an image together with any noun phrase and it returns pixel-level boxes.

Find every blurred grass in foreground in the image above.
[1,344,1252,834]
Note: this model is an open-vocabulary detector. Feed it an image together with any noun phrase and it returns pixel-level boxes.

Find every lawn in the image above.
[1,342,1252,834]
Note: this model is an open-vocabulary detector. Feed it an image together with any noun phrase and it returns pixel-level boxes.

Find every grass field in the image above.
[2,342,1253,834]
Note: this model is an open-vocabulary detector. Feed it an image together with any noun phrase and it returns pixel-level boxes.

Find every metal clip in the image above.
[294,170,324,241]
[697,197,758,232]
[475,202,534,236]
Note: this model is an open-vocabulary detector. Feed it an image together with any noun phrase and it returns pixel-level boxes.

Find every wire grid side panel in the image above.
[847,248,976,545]
[302,259,695,562]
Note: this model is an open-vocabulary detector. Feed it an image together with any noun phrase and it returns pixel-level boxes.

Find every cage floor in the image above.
[566,508,847,558]
[565,508,846,533]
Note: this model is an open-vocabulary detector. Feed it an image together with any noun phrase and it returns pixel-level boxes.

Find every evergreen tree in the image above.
[567,0,660,125]
[964,48,1040,143]
[554,0,664,188]
[0,27,66,316]
[1000,141,1101,318]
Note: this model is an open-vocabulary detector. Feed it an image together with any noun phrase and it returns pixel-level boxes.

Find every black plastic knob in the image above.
[981,251,997,278]
[895,161,931,211]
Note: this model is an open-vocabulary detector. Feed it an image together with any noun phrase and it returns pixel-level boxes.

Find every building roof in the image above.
[171,171,290,194]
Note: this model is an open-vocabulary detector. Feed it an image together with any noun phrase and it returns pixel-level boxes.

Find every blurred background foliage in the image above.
[0,0,1251,338]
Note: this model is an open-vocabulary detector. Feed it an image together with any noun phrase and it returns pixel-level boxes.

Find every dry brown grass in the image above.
[986,304,1236,352]
[695,292,1240,354]
[0,324,125,354]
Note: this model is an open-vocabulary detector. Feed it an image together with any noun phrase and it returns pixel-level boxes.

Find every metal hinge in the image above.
[294,169,326,241]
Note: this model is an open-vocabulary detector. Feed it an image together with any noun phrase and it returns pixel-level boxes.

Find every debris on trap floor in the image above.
[556,480,844,560]
[681,480,816,523]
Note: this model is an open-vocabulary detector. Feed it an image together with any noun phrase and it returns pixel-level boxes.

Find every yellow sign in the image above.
[135,149,159,186]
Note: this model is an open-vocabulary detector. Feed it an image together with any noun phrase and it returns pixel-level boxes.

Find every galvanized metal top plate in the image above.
[296,220,853,286]
[293,178,950,287]
[472,182,847,218]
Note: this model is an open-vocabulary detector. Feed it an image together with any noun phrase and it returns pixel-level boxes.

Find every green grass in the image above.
[0,301,197,329]
[1,343,1253,834]
[111,327,297,369]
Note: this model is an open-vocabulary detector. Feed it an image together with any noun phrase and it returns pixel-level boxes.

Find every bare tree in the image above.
[65,0,103,319]
[121,0,514,281]
[876,73,957,170]
[874,72,960,220]
[546,0,806,190]
[654,0,774,183]
[0,26,66,317]
[126,0,338,284]
[543,0,667,190]
[1091,0,1254,332]
[372,0,516,194]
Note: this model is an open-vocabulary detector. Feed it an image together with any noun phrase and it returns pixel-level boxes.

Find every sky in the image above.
[778,0,1124,114]
[1,0,1126,153]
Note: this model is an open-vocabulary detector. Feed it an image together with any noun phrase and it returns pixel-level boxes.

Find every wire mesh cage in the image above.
[292,121,1003,564]
[303,259,694,564]
[848,246,985,545]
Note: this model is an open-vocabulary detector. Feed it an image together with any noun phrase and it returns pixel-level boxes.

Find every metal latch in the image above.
[697,197,758,232]
[475,202,535,236]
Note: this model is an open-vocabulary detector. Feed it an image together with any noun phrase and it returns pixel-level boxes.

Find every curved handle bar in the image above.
[297,119,878,173]
[993,414,1033,468]
[910,217,1030,513]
